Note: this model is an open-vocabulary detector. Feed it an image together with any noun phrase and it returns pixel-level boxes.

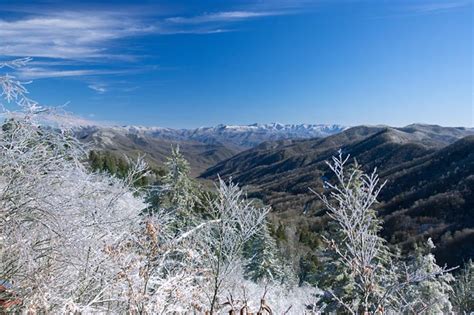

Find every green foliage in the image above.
[244,222,289,284]
[298,253,320,286]
[315,221,360,312]
[400,239,454,313]
[274,222,287,242]
[451,259,474,313]
[316,155,456,313]
[88,150,165,187]
[298,225,322,248]
[144,146,202,231]
[316,162,391,312]
[162,145,196,209]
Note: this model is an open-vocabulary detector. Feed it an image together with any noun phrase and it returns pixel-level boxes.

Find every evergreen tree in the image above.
[145,146,198,230]
[298,253,319,286]
[315,219,360,312]
[274,222,286,242]
[400,238,454,313]
[88,150,101,171]
[451,259,474,313]
[244,222,290,284]
[162,145,196,210]
[316,154,456,313]
[116,156,129,178]
[316,160,393,313]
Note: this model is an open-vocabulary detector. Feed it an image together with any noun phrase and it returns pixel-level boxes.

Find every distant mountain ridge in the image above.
[201,124,474,183]
[76,127,239,177]
[78,123,347,149]
[76,122,347,176]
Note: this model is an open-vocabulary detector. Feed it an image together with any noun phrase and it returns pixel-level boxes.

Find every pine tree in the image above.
[400,238,454,313]
[244,222,288,284]
[451,259,474,313]
[298,253,319,286]
[163,145,196,209]
[315,218,360,312]
[145,146,198,230]
[274,222,286,242]
[104,154,117,174]
[315,158,393,313]
[311,153,457,313]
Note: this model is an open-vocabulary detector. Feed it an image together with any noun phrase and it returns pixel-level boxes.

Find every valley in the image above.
[82,122,474,267]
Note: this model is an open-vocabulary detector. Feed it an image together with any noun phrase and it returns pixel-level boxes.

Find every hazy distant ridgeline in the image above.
[76,123,346,175]
[76,127,239,176]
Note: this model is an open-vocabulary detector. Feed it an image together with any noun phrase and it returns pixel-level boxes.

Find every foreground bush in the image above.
[0,58,318,313]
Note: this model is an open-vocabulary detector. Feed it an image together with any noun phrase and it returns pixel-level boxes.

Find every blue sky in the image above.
[0,0,472,128]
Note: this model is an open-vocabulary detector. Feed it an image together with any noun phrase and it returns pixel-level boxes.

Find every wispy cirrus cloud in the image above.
[166,11,282,24]
[0,11,156,60]
[380,0,473,18]
[0,3,305,82]
[372,0,471,20]
[0,3,302,61]
[0,8,288,62]
[407,1,470,14]
[15,67,137,80]
[88,83,107,94]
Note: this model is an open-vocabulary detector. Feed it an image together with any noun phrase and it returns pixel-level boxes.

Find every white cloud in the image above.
[0,7,297,61]
[0,6,300,81]
[88,84,107,94]
[15,67,135,80]
[406,1,470,14]
[166,11,280,24]
[0,11,155,60]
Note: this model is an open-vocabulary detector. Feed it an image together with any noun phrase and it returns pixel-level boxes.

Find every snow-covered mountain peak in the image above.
[77,123,348,149]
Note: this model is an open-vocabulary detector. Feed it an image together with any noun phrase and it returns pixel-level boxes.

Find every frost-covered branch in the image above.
[314,150,455,313]
[200,178,270,313]
[0,57,39,112]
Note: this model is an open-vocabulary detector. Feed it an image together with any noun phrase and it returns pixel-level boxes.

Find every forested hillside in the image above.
[380,136,474,266]
[77,127,240,176]
[202,126,474,267]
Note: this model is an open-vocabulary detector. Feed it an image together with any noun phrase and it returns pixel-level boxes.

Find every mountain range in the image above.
[201,124,474,266]
[76,123,346,175]
[78,122,474,266]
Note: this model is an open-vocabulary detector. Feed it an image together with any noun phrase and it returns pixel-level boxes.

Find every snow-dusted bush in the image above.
[398,239,454,313]
[219,265,320,314]
[0,78,147,311]
[197,178,270,312]
[314,151,455,313]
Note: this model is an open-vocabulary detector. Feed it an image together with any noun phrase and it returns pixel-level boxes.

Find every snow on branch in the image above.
[314,150,456,313]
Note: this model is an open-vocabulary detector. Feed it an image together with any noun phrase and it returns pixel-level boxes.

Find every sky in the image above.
[0,0,472,128]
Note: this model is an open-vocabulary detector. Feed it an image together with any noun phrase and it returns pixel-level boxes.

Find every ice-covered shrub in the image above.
[314,151,455,313]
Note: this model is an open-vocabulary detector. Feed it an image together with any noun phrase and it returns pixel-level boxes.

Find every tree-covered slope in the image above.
[201,125,474,266]
[379,136,474,266]
[77,127,240,176]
